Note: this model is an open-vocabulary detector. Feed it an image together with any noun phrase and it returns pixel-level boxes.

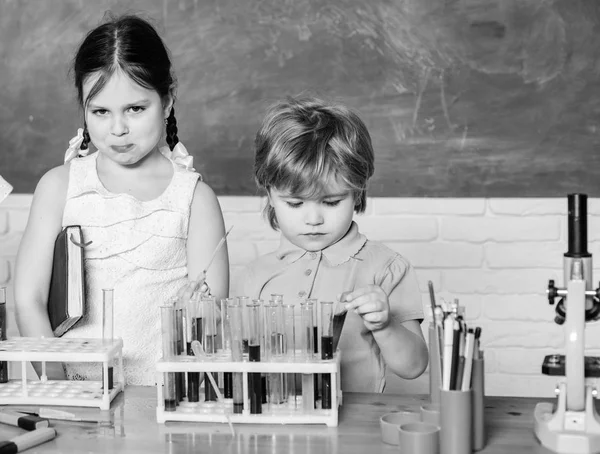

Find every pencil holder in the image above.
[428,323,441,405]
[472,355,486,451]
[440,388,472,454]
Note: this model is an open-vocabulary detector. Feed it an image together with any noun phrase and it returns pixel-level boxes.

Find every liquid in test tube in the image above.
[282,304,296,406]
[186,292,201,402]
[228,300,244,414]
[202,296,218,402]
[308,298,320,402]
[247,302,263,414]
[0,288,7,383]
[160,301,178,411]
[174,303,185,402]
[264,302,285,407]
[220,298,234,399]
[238,296,250,355]
[320,301,334,409]
[300,300,315,412]
[101,289,114,390]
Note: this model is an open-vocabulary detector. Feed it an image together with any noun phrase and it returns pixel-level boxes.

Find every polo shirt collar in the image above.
[275,221,367,266]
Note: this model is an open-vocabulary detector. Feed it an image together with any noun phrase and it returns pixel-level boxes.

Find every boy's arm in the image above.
[14,166,69,379]
[374,258,428,379]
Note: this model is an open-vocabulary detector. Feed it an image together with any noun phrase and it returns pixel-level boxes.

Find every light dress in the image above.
[61,151,199,385]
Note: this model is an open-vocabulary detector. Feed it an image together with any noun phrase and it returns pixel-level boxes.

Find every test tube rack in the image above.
[155,350,342,427]
[0,337,124,410]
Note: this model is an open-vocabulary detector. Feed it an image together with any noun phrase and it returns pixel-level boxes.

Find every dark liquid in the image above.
[164,399,177,411]
[102,366,114,390]
[249,344,262,414]
[321,335,333,409]
[0,305,5,383]
[261,375,267,403]
[242,339,249,354]
[322,374,332,409]
[321,336,333,360]
[313,326,318,354]
[332,312,347,351]
[176,337,185,400]
[224,372,233,398]
[233,402,243,414]
[188,373,200,402]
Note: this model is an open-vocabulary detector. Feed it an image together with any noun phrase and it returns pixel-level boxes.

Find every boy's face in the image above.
[83,70,172,167]
[269,179,355,252]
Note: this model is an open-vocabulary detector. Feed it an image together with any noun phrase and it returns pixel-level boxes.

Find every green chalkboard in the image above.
[1,0,600,196]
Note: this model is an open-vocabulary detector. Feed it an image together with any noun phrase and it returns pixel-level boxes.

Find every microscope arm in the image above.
[565,267,586,412]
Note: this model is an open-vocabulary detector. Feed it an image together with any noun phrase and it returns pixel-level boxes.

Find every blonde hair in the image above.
[254,95,375,230]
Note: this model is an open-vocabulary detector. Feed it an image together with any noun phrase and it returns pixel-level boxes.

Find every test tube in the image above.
[238,296,250,355]
[186,292,202,402]
[228,300,244,414]
[160,301,178,411]
[282,303,297,406]
[202,296,218,402]
[271,294,284,305]
[300,300,315,412]
[220,298,234,399]
[174,303,185,401]
[101,289,114,389]
[248,302,262,414]
[264,302,285,406]
[308,297,320,402]
[0,288,7,383]
[321,301,334,409]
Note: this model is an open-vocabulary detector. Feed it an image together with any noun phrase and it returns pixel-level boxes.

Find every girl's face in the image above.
[269,178,355,252]
[83,70,172,167]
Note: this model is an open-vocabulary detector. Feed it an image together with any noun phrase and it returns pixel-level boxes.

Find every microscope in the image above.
[534,193,600,453]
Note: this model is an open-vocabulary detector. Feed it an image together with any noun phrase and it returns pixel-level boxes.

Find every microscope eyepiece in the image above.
[566,193,590,258]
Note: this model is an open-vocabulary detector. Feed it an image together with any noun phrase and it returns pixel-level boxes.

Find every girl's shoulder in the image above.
[35,162,71,198]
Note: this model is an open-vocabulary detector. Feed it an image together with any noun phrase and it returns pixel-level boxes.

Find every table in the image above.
[0,387,558,453]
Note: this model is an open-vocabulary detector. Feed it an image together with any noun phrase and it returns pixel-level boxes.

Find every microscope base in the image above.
[534,383,600,454]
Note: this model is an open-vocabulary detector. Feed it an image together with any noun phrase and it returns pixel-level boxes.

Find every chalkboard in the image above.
[1,0,600,197]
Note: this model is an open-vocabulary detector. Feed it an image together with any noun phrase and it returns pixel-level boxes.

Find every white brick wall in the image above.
[1,195,595,398]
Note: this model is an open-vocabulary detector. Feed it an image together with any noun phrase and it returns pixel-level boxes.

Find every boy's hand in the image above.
[340,285,390,332]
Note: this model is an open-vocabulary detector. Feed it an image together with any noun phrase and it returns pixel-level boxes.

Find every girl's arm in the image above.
[186,181,230,303]
[14,165,69,379]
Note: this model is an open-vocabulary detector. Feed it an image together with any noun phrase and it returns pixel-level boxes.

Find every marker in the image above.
[474,327,482,360]
[0,411,48,431]
[442,315,455,390]
[461,328,476,391]
[449,321,461,390]
[0,427,56,453]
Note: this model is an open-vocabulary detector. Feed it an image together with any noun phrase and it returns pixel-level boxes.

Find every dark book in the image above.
[48,226,86,337]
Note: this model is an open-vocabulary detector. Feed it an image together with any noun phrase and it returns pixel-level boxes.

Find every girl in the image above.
[243,95,428,392]
[14,15,229,385]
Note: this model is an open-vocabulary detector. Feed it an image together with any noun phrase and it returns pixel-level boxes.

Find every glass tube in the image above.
[186,292,202,402]
[174,302,185,402]
[271,294,284,305]
[238,296,250,356]
[160,301,178,411]
[102,289,114,390]
[264,302,285,406]
[220,298,234,399]
[320,301,334,409]
[308,297,320,403]
[247,302,262,414]
[202,296,218,402]
[300,301,314,412]
[228,301,244,414]
[0,288,7,383]
[282,303,296,406]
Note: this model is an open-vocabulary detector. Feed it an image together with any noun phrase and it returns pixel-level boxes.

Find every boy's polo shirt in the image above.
[241,222,424,392]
